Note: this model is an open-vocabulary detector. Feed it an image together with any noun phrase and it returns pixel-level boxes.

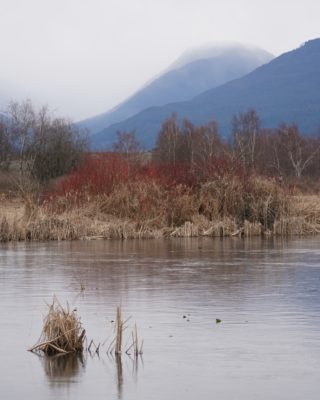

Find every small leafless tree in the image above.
[113,131,142,156]
[0,117,12,170]
[155,114,181,165]
[276,124,320,178]
[112,130,143,176]
[232,108,261,170]
[193,120,222,162]
[7,99,36,176]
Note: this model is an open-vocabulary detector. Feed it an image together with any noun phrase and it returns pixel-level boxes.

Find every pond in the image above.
[1,237,320,399]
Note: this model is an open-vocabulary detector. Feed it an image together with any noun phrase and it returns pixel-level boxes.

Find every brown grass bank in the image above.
[0,176,320,242]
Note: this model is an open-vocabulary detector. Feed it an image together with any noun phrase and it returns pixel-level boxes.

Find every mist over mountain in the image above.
[91,39,320,149]
[79,42,273,136]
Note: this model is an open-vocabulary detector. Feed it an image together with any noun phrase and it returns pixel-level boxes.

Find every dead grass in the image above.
[199,175,288,230]
[28,298,85,355]
[0,180,320,241]
[274,195,320,235]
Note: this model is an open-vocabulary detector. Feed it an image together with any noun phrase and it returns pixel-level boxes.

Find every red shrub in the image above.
[52,153,131,197]
[47,152,248,205]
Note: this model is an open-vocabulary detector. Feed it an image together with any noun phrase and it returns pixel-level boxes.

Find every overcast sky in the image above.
[0,0,319,121]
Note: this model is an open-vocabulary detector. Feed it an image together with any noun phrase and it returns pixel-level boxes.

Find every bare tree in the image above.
[7,99,36,176]
[0,117,12,170]
[155,114,181,165]
[31,117,87,183]
[276,124,320,178]
[4,99,87,190]
[194,120,222,162]
[232,108,261,169]
[113,131,142,156]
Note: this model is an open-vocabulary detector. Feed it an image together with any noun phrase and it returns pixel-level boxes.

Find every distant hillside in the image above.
[79,42,273,137]
[91,39,320,149]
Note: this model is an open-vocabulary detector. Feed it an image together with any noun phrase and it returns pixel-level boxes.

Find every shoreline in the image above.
[0,195,319,243]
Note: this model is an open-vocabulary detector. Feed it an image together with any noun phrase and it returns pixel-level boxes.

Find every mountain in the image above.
[91,39,320,149]
[79,42,273,137]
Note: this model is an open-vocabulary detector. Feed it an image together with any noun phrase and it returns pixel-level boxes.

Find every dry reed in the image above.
[132,323,143,357]
[29,298,85,355]
[115,306,123,355]
[106,306,143,357]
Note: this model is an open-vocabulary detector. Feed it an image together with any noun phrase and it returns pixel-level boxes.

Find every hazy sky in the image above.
[0,0,319,121]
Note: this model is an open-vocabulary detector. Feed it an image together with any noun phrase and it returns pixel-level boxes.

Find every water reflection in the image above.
[41,353,85,385]
[115,354,123,399]
[39,349,142,399]
[106,353,143,400]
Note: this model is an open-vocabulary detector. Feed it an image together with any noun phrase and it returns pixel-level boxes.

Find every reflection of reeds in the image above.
[29,297,85,355]
[107,350,142,400]
[42,353,85,380]
[115,353,123,399]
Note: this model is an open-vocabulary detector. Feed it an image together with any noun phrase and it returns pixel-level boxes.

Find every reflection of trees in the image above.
[45,236,295,305]
[41,353,85,384]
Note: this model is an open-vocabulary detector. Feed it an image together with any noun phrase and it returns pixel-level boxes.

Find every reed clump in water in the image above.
[106,306,143,357]
[29,298,85,355]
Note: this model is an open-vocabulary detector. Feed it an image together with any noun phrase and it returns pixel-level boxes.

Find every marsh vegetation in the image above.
[0,102,319,242]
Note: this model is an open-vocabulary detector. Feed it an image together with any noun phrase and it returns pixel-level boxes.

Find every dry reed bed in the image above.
[1,177,320,241]
[274,195,320,235]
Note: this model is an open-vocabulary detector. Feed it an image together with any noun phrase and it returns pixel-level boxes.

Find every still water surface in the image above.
[0,237,320,399]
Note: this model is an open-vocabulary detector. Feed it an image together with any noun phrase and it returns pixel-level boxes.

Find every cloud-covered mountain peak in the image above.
[169,41,273,70]
[79,42,273,137]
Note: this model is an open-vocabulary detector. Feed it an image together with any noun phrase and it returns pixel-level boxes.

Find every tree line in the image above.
[150,110,320,182]
[1,99,319,197]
